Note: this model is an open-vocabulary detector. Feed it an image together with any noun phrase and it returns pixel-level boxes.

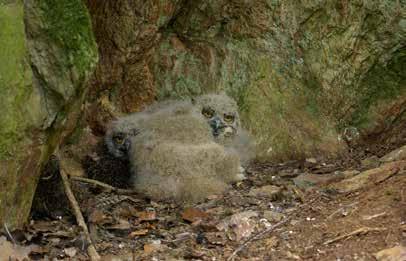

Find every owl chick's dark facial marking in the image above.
[110,132,131,158]
[105,118,140,159]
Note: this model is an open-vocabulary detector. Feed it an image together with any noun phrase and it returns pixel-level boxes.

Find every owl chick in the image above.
[106,100,244,203]
[194,93,254,164]
[194,93,241,144]
[104,100,195,159]
[105,93,254,162]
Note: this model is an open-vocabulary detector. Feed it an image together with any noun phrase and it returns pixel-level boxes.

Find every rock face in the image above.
[86,0,405,160]
[0,0,404,228]
[0,0,97,229]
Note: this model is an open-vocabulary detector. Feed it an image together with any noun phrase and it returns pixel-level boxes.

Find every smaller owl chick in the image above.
[104,100,195,159]
[105,115,140,159]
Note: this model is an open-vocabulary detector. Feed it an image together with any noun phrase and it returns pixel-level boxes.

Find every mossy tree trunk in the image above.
[0,0,97,230]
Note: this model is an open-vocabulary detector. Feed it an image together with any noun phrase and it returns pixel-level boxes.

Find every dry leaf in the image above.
[107,219,131,230]
[0,236,32,260]
[64,247,77,258]
[137,210,157,222]
[129,229,149,238]
[143,241,161,254]
[205,232,227,245]
[181,208,208,223]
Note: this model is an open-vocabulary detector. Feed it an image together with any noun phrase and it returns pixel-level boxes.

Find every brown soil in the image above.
[14,128,406,260]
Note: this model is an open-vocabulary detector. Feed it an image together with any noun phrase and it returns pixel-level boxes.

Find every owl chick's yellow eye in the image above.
[202,107,215,118]
[113,136,125,144]
[224,114,235,123]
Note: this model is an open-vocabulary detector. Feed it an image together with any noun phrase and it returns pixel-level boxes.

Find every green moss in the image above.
[156,42,210,99]
[0,2,32,158]
[38,0,97,79]
[350,48,406,129]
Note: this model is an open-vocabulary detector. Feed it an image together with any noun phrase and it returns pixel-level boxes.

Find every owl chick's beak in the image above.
[208,116,225,137]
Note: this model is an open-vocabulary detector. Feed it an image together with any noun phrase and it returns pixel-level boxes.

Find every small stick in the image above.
[3,223,16,245]
[70,176,138,195]
[227,196,319,261]
[323,227,387,245]
[59,161,101,260]
[227,217,291,261]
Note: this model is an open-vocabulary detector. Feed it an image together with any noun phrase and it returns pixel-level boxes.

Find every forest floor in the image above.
[1,129,406,260]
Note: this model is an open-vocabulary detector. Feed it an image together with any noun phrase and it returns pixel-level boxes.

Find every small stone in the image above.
[205,232,227,245]
[137,209,157,221]
[374,245,406,261]
[290,219,300,226]
[380,145,406,162]
[293,173,342,190]
[265,236,279,249]
[331,161,406,193]
[279,169,300,178]
[361,155,380,169]
[64,247,77,258]
[306,158,317,164]
[217,211,258,241]
[341,170,360,179]
[181,208,208,223]
[143,242,161,254]
[129,229,149,238]
[107,219,131,230]
[249,185,282,200]
[264,211,284,222]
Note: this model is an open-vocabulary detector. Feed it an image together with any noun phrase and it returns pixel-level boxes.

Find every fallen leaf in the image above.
[64,247,77,258]
[88,209,109,224]
[107,219,131,230]
[0,236,32,260]
[30,220,58,232]
[249,185,282,200]
[217,211,258,241]
[181,208,208,223]
[137,210,157,222]
[205,232,227,245]
[380,145,406,162]
[331,161,406,193]
[129,229,149,238]
[401,224,406,232]
[265,236,279,249]
[375,245,406,261]
[143,240,162,254]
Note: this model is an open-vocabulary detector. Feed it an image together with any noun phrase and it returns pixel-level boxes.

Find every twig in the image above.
[401,224,406,232]
[227,217,291,261]
[323,227,387,245]
[70,176,138,195]
[3,223,16,245]
[59,159,101,261]
[362,212,386,220]
[226,196,319,260]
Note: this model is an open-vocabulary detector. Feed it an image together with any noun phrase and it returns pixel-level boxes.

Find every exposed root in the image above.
[324,227,387,245]
[70,176,138,195]
[58,156,101,261]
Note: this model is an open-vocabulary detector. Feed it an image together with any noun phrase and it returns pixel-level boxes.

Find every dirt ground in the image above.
[2,127,406,260]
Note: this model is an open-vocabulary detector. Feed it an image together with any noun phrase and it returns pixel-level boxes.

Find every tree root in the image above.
[324,227,387,245]
[58,156,101,261]
[70,176,138,195]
